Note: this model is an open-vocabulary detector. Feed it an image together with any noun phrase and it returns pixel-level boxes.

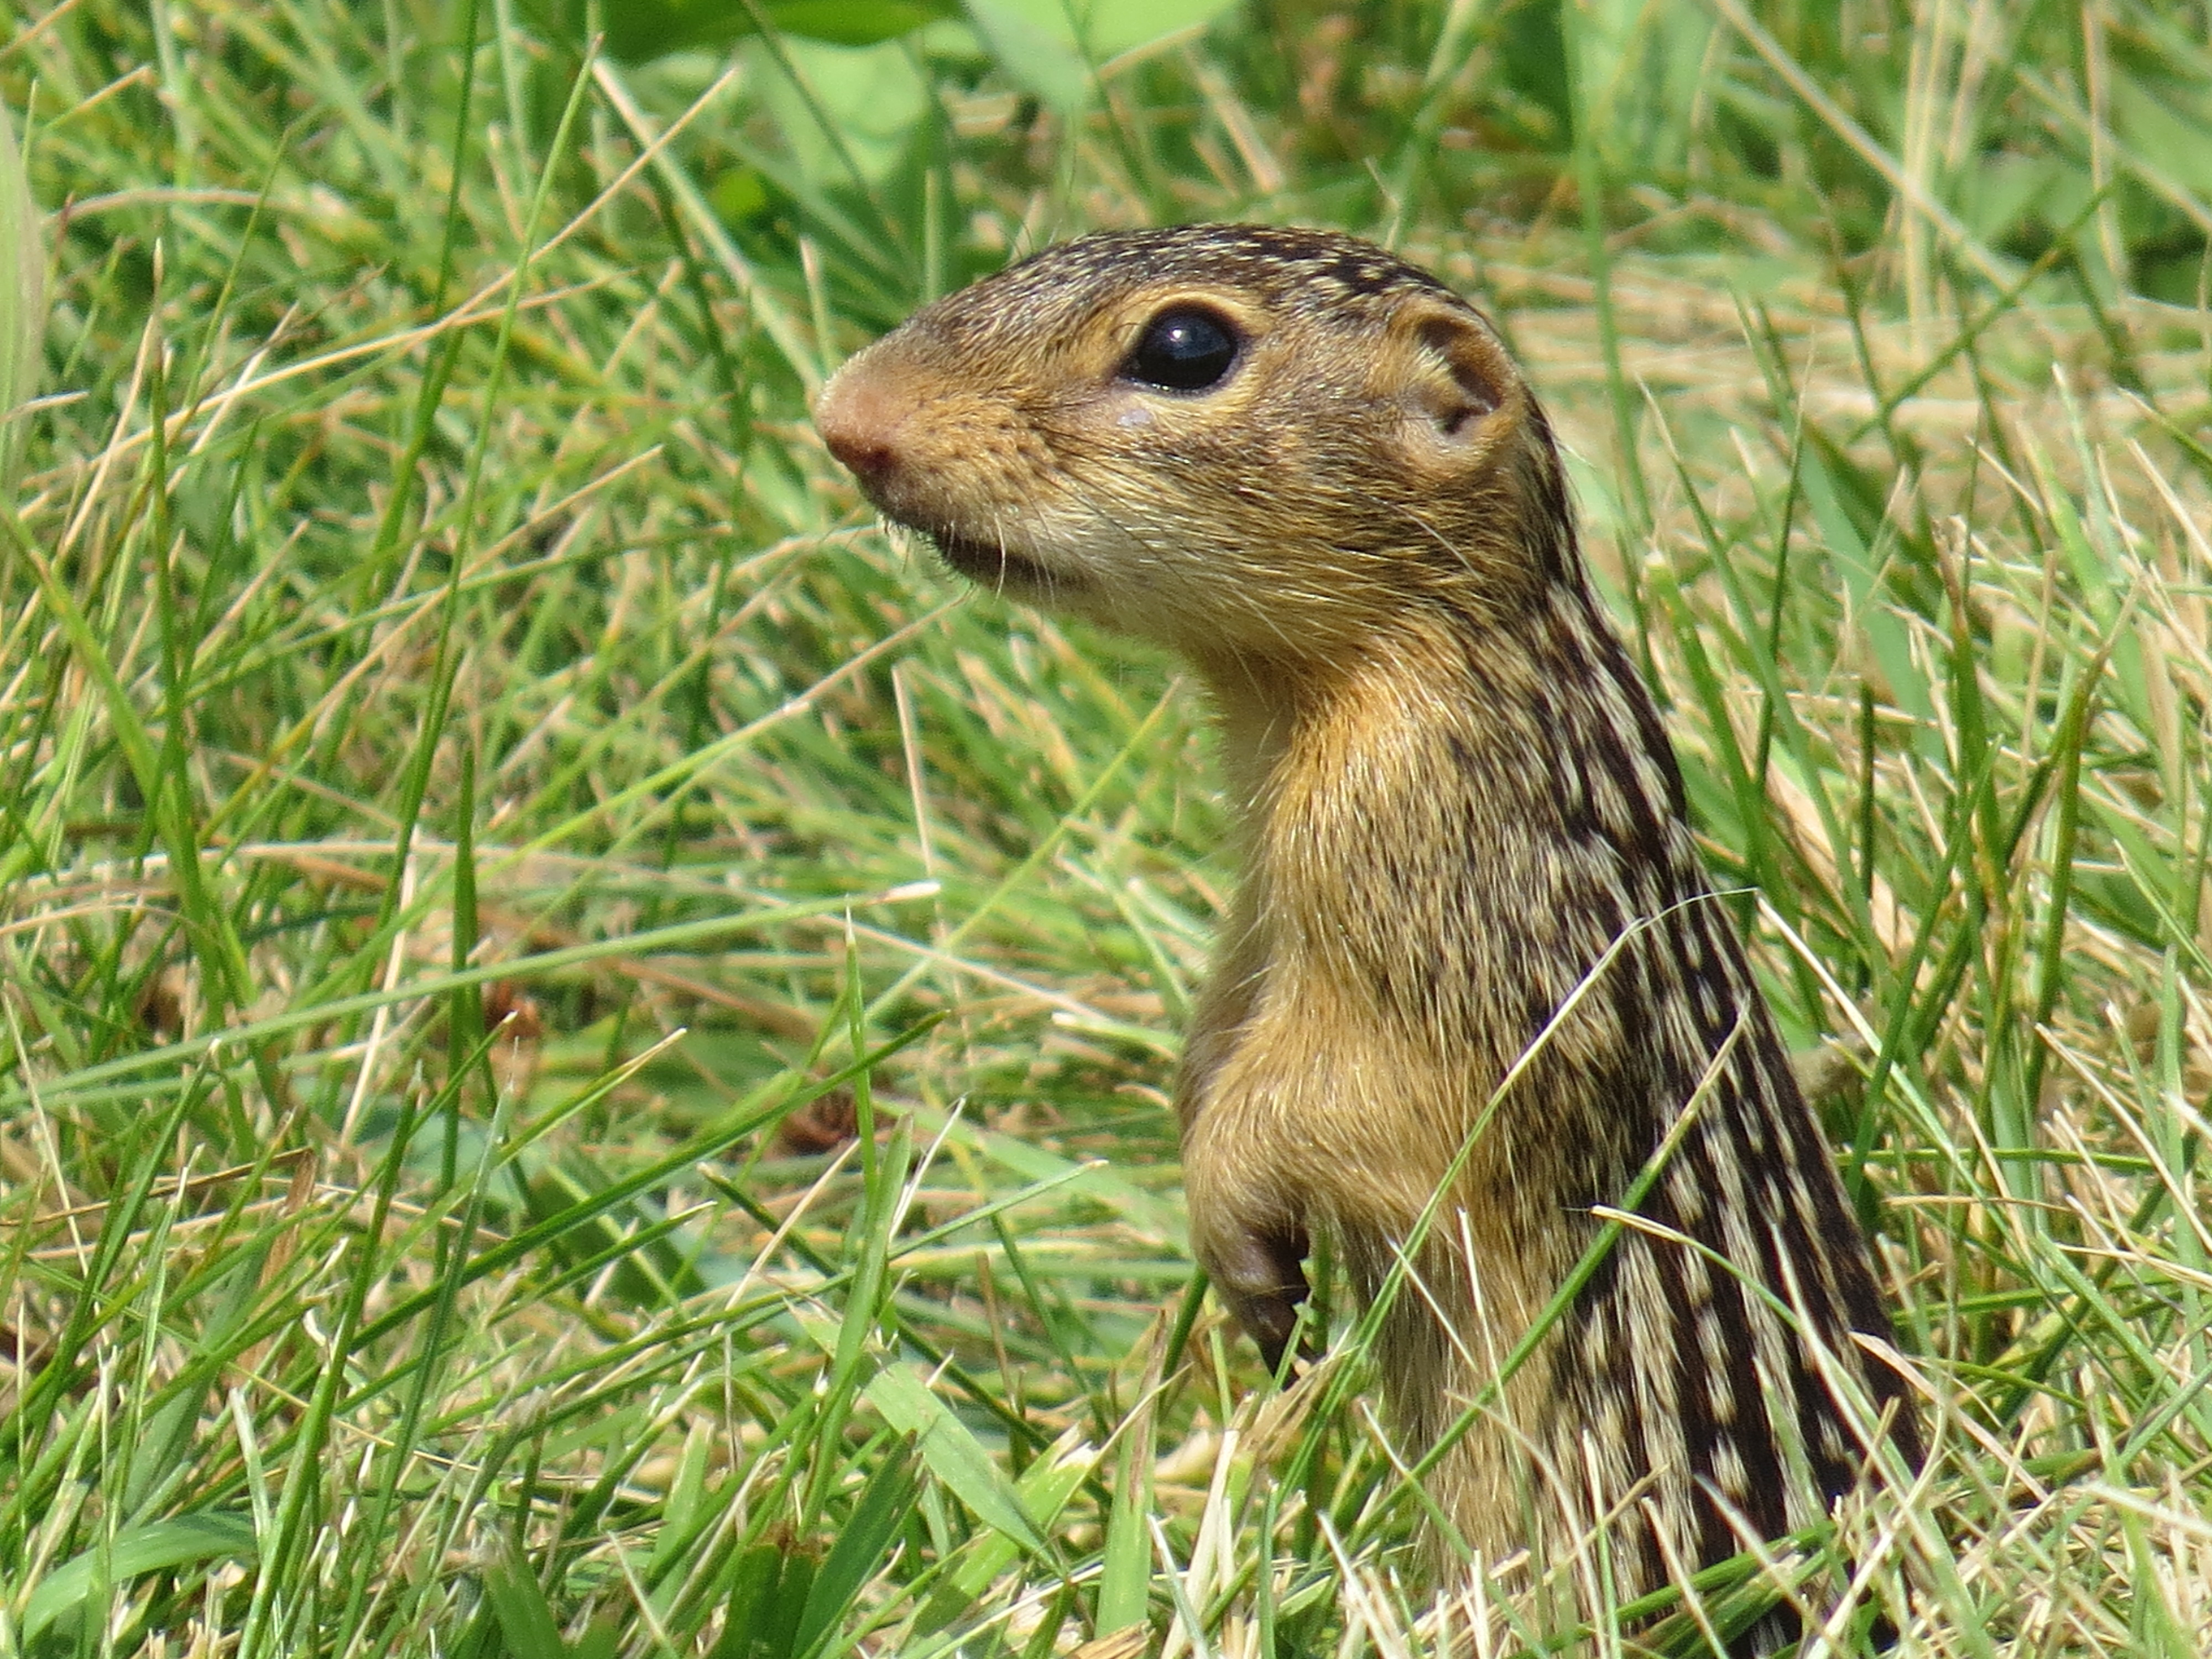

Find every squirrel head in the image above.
[816,225,1579,673]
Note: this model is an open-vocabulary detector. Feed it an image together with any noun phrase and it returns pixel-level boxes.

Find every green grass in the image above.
[2,1,2209,1653]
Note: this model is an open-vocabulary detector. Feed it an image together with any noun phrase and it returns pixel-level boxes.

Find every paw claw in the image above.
[1202,1222,1312,1376]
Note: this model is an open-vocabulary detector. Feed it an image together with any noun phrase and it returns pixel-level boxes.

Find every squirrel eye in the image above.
[1123,308,1240,392]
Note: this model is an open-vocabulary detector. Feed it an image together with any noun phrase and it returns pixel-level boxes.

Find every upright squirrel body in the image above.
[816,225,1918,1640]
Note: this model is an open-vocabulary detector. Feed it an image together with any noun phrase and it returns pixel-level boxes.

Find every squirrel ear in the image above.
[1400,305,1518,446]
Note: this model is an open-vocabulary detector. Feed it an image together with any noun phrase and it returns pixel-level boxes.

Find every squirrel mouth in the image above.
[927,530,1063,591]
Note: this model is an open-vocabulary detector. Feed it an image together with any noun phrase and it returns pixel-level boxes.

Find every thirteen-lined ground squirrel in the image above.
[816,224,1921,1648]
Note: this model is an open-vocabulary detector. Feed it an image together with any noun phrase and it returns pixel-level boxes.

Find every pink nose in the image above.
[815,366,910,492]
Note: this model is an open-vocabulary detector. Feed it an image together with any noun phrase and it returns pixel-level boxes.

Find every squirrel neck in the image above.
[1197,615,1483,828]
[1195,581,1687,868]
[1192,579,1719,1063]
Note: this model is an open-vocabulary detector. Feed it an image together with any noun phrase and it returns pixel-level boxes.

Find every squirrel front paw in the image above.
[1196,1214,1312,1375]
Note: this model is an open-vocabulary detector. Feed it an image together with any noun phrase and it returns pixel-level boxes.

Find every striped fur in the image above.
[816,224,1922,1646]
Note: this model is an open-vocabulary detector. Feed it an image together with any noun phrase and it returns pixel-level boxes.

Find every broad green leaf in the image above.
[1032,0,1234,59]
[864,1364,1050,1557]
[965,0,1090,111]
[1095,1405,1152,1634]
[538,0,958,62]
[966,0,1235,110]
[913,1426,1096,1636]
[794,1443,921,1658]
[485,1549,568,1657]
[771,1,959,48]
[24,1514,258,1641]
[711,1545,810,1659]
[748,35,932,186]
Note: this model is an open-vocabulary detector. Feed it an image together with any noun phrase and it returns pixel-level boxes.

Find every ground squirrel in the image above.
[816,224,1921,1645]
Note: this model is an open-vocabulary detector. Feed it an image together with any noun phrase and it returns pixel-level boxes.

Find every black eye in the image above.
[1123,308,1240,392]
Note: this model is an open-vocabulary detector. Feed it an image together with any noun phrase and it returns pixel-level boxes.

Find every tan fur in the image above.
[817,225,1919,1646]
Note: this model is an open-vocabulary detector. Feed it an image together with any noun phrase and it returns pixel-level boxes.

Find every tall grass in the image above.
[0,1,2206,1653]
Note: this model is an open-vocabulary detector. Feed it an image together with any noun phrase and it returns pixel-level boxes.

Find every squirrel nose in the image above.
[815,365,910,491]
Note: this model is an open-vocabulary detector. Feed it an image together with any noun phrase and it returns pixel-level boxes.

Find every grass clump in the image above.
[1,1,2208,1654]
